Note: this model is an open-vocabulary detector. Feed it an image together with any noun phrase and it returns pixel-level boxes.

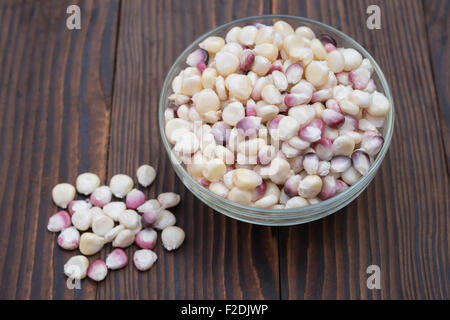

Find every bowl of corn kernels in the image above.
[159,15,394,226]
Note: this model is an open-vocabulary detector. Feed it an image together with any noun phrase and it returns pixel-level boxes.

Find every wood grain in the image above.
[273,0,449,299]
[0,0,448,300]
[0,0,119,299]
[97,0,280,300]
[423,0,450,168]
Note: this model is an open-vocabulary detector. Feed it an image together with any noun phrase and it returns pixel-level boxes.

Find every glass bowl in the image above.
[158,15,394,226]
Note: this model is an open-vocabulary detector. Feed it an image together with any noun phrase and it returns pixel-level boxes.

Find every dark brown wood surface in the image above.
[0,0,447,299]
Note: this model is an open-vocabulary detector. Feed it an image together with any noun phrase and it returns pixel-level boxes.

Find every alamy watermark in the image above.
[366,5,381,30]
[366,265,381,290]
[65,265,82,290]
[66,5,81,30]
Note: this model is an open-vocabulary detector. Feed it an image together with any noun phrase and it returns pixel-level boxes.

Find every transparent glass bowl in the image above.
[158,15,394,226]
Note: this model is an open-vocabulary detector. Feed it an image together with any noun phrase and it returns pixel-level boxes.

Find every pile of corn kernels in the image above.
[164,21,389,208]
[47,165,185,282]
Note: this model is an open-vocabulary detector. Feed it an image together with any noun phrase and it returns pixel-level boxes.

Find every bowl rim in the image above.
[158,14,395,219]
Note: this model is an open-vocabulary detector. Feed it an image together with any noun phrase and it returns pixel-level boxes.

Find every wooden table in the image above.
[0,0,448,300]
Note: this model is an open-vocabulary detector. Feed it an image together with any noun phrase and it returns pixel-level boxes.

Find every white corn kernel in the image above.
[89,186,112,208]
[181,73,202,96]
[135,228,157,249]
[109,174,134,198]
[326,50,345,73]
[226,26,242,43]
[112,229,135,248]
[106,248,128,269]
[102,201,126,221]
[92,215,114,237]
[90,206,106,222]
[201,67,218,89]
[222,101,245,126]
[251,55,272,76]
[295,26,315,40]
[169,93,190,106]
[257,145,277,165]
[104,224,125,243]
[79,232,105,255]
[136,164,156,187]
[310,39,327,60]
[125,188,146,210]
[119,209,140,229]
[266,157,292,185]
[172,75,182,93]
[305,61,329,87]
[238,138,265,156]
[253,194,279,208]
[215,51,240,76]
[64,255,89,280]
[350,90,371,107]
[165,118,192,144]
[199,36,225,54]
[71,208,92,231]
[278,116,300,141]
[255,103,279,122]
[261,84,283,105]
[157,192,181,208]
[193,88,220,114]
[225,74,253,101]
[281,141,301,158]
[87,260,108,282]
[134,249,158,271]
[47,210,71,232]
[233,168,262,190]
[339,99,360,116]
[214,145,235,165]
[251,76,271,100]
[274,20,294,36]
[291,79,314,96]
[368,91,390,116]
[174,131,200,155]
[161,226,186,251]
[209,182,229,198]
[223,170,235,189]
[52,183,76,208]
[215,75,228,100]
[288,136,310,150]
[303,153,319,175]
[227,187,253,205]
[68,200,92,215]
[254,43,278,62]
[271,70,288,91]
[153,210,176,230]
[341,48,363,71]
[255,26,276,45]
[222,42,243,57]
[137,199,161,213]
[288,105,316,126]
[341,166,362,185]
[285,196,309,208]
[332,135,355,156]
[57,226,80,250]
[202,158,226,182]
[76,173,101,195]
[239,25,258,46]
[297,175,323,199]
[176,104,190,120]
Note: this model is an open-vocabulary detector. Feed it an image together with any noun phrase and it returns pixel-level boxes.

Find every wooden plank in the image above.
[0,0,119,299]
[98,0,280,299]
[423,0,450,168]
[272,0,449,299]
